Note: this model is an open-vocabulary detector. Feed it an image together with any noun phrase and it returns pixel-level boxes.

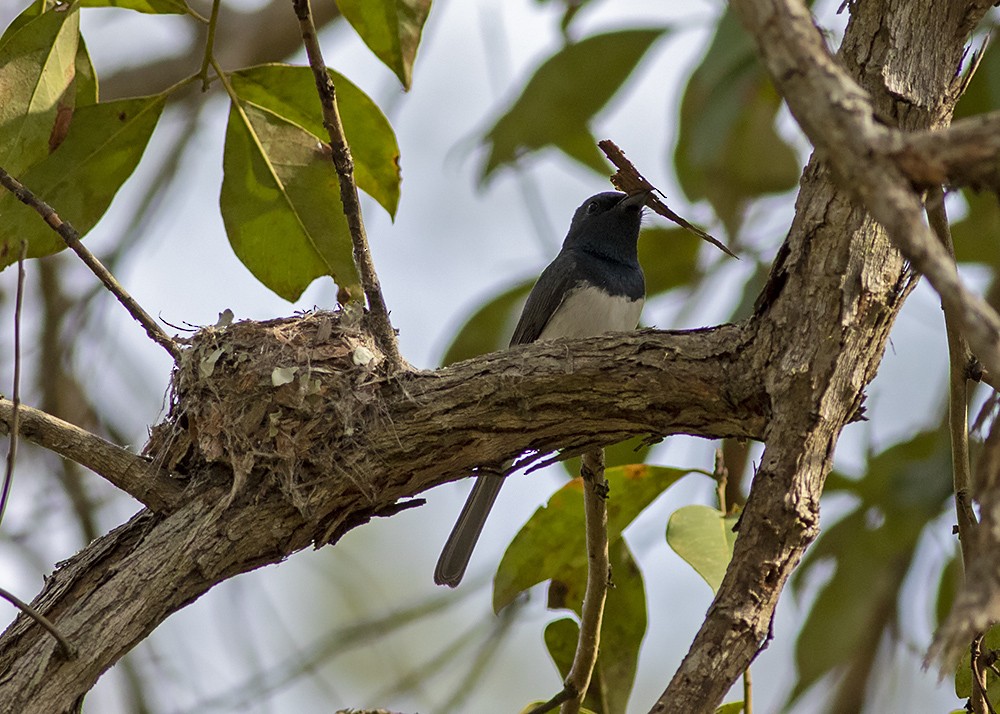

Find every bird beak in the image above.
[618,190,652,209]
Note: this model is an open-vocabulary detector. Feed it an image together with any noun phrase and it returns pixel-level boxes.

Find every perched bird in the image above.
[434,190,649,587]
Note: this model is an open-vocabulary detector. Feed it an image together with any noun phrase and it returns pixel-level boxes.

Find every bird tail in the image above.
[434,467,507,587]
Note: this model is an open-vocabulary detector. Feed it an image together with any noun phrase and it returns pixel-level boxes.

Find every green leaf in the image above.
[440,279,533,365]
[674,8,799,237]
[820,429,953,514]
[230,64,400,218]
[785,429,952,707]
[79,0,190,13]
[542,540,646,714]
[562,437,650,478]
[638,226,702,297]
[591,540,646,713]
[955,623,1000,709]
[220,100,362,302]
[955,37,1000,120]
[0,4,79,176]
[665,504,738,593]
[951,189,1000,270]
[715,703,745,714]
[334,0,431,90]
[0,94,165,268]
[935,552,961,629]
[543,617,577,682]
[75,37,98,106]
[480,28,668,182]
[729,259,770,322]
[493,464,690,613]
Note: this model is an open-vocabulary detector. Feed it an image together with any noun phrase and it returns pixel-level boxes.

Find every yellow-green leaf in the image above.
[440,278,533,365]
[334,0,431,90]
[229,64,401,218]
[543,540,646,713]
[480,28,667,182]
[715,702,745,714]
[79,0,190,14]
[674,9,799,236]
[75,36,98,106]
[0,94,165,268]
[638,226,702,297]
[220,100,362,302]
[494,464,689,614]
[0,4,79,176]
[665,504,738,593]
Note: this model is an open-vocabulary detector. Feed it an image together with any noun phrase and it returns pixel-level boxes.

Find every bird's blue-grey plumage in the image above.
[434,190,647,587]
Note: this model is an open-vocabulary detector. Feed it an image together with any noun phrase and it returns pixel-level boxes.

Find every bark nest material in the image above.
[146,309,388,515]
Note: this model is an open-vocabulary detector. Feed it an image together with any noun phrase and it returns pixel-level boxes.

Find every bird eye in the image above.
[586,201,599,215]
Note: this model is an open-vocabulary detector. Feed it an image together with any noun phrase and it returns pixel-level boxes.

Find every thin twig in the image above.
[198,0,222,91]
[0,167,180,361]
[928,187,985,712]
[561,448,610,714]
[599,139,737,259]
[713,447,728,513]
[0,241,26,528]
[971,634,991,714]
[0,397,182,512]
[527,688,574,714]
[743,665,753,714]
[0,585,76,658]
[926,188,979,563]
[290,0,404,373]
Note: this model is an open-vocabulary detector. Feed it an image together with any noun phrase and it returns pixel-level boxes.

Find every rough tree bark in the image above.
[0,1,996,713]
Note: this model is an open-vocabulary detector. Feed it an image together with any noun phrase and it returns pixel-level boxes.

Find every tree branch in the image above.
[729,0,1000,383]
[885,110,1000,191]
[0,312,761,712]
[0,398,183,513]
[0,167,181,361]
[561,449,609,714]
[652,1,989,710]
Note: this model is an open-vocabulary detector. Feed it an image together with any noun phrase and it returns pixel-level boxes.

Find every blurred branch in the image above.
[931,393,1000,668]
[0,242,26,527]
[926,186,984,710]
[0,398,182,512]
[291,0,404,372]
[0,167,181,361]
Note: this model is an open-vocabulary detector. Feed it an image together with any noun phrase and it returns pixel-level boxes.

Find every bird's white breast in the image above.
[537,284,644,341]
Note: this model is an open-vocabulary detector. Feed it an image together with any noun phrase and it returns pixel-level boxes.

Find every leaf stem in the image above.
[198,0,222,91]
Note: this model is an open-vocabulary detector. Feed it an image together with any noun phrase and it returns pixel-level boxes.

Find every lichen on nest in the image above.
[145,309,387,514]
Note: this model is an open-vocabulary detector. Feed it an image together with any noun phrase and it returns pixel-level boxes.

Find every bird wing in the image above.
[509,251,580,346]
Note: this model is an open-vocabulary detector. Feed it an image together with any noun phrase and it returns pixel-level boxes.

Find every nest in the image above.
[145,309,387,514]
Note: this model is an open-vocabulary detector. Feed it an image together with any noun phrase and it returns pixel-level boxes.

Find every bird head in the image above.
[563,191,649,260]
